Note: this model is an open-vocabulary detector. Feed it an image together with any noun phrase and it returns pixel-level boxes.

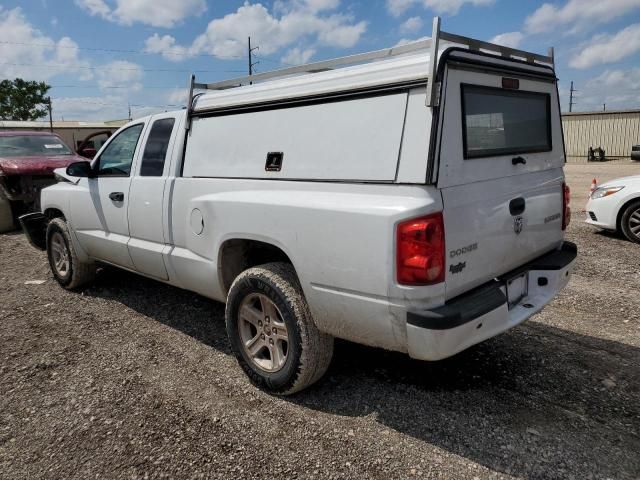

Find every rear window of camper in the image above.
[462,85,551,159]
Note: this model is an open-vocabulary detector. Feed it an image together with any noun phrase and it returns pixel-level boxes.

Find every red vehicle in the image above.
[0,131,88,229]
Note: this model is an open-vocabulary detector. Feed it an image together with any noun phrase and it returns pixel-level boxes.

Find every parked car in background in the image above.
[586,176,640,243]
[0,131,88,232]
[631,145,640,161]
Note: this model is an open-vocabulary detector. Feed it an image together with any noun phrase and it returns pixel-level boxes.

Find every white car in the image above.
[586,176,640,243]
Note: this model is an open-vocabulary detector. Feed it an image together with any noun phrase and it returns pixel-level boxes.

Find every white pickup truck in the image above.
[20,19,576,394]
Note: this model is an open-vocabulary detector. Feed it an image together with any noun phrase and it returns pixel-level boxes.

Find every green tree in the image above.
[0,78,51,121]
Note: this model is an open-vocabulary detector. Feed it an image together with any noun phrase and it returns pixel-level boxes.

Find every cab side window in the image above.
[96,124,144,176]
[140,118,176,176]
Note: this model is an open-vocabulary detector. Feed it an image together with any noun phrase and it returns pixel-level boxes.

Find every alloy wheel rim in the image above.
[50,232,70,276]
[238,293,289,373]
[629,207,640,239]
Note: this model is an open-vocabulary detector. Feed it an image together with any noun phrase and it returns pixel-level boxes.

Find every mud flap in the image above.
[0,189,15,233]
[19,212,47,250]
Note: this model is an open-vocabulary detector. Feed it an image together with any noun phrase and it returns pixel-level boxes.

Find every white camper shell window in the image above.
[461,85,552,159]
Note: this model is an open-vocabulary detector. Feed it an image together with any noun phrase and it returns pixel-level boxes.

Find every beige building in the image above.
[562,109,640,158]
[0,119,127,151]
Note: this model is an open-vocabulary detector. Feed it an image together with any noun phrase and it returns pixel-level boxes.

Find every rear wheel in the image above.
[46,218,96,289]
[225,262,333,395]
[620,200,640,244]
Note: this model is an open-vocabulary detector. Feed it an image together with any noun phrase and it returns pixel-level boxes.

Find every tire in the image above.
[46,218,96,289]
[225,262,334,395]
[620,200,640,244]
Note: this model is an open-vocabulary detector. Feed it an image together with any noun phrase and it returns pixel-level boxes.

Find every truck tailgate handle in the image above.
[109,192,124,202]
[509,197,525,216]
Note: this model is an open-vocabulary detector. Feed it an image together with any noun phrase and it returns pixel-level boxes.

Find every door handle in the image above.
[109,192,124,202]
[512,156,527,165]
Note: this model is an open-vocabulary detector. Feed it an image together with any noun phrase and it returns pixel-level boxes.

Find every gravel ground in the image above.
[1,163,639,480]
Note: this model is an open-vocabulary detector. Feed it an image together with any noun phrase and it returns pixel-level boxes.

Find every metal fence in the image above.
[562,110,640,158]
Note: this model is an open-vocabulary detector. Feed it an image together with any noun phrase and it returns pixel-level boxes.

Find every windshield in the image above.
[0,135,73,157]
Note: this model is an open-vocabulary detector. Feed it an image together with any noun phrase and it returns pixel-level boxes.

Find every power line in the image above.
[254,54,295,68]
[50,85,185,90]
[51,98,184,108]
[0,39,290,66]
[0,61,245,73]
[0,40,244,60]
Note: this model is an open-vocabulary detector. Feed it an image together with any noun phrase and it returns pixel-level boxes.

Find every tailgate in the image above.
[436,59,566,299]
[442,169,564,298]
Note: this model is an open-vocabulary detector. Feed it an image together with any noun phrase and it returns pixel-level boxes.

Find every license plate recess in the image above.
[505,272,528,310]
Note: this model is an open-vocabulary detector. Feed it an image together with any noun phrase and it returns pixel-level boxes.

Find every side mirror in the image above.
[66,161,93,178]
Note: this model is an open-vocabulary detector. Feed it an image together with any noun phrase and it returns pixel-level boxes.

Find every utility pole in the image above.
[128,103,132,121]
[603,103,606,112]
[248,36,259,84]
[569,81,576,113]
[47,97,53,132]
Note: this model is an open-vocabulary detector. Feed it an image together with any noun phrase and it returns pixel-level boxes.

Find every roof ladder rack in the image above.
[186,16,554,115]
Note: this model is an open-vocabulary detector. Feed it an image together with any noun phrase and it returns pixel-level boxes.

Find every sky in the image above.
[2,0,640,121]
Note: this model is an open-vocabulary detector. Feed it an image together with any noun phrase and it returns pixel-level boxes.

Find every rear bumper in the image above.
[406,241,577,361]
[19,212,47,250]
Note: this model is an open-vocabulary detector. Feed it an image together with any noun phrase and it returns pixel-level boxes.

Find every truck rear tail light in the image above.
[562,182,571,230]
[396,212,445,285]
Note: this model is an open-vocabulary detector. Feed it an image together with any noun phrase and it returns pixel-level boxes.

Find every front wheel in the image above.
[46,218,96,289]
[225,262,334,395]
[620,200,640,244]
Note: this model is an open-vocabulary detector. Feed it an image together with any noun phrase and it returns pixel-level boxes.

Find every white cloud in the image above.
[75,0,206,28]
[52,94,173,121]
[564,68,640,111]
[146,2,366,62]
[52,95,128,121]
[0,6,91,81]
[588,68,640,90]
[144,34,191,60]
[167,88,189,106]
[75,0,110,17]
[400,16,423,34]
[525,0,640,34]
[386,0,494,17]
[54,37,93,81]
[386,0,415,17]
[96,60,144,92]
[282,47,316,65]
[570,24,640,69]
[292,0,341,13]
[490,31,524,49]
[394,35,429,47]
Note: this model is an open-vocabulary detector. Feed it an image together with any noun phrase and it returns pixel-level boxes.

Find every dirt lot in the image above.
[1,163,639,480]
